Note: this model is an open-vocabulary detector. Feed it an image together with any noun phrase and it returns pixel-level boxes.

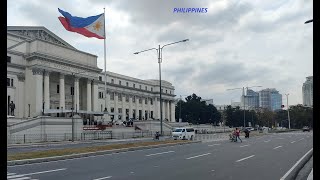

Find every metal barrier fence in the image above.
[7,131,173,145]
[193,133,229,142]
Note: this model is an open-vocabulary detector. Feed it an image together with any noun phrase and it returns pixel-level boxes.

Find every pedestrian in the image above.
[9,101,15,116]
[235,128,242,142]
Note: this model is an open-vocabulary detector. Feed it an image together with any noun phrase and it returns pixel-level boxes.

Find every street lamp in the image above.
[285,93,291,129]
[134,39,189,135]
[305,19,313,24]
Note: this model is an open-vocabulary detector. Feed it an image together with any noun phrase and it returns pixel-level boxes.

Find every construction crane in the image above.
[226,86,262,127]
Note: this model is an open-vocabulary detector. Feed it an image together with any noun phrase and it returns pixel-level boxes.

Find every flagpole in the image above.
[103,8,108,119]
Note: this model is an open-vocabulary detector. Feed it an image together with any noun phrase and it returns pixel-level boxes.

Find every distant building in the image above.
[215,104,228,111]
[302,76,313,107]
[201,99,213,106]
[241,89,259,110]
[231,102,241,108]
[259,88,282,111]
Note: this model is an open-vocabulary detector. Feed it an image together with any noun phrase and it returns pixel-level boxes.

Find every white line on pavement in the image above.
[208,144,221,146]
[280,148,313,180]
[264,140,271,142]
[23,168,67,176]
[240,145,249,147]
[93,176,112,180]
[236,155,255,162]
[273,146,282,149]
[7,173,16,176]
[211,170,215,172]
[9,177,31,180]
[298,138,305,141]
[186,153,211,160]
[145,151,175,157]
[291,141,296,143]
[7,174,25,179]
[277,138,284,140]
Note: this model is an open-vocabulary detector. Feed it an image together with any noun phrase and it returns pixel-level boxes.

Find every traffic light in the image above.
[281,105,285,108]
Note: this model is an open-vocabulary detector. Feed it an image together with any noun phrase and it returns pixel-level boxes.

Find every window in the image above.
[133,84,136,88]
[126,82,129,87]
[7,78,10,86]
[118,94,122,101]
[99,76,102,81]
[145,98,148,104]
[11,79,13,87]
[119,80,122,85]
[99,92,104,99]
[133,96,136,103]
[111,79,114,84]
[145,86,147,91]
[57,84,60,93]
[139,85,141,89]
[71,87,74,95]
[110,93,114,100]
[151,87,153,92]
[150,98,153,105]
[139,98,142,104]
[166,90,167,93]
[7,56,11,63]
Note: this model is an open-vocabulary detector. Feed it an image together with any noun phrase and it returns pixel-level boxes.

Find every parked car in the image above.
[172,127,195,140]
[302,126,310,132]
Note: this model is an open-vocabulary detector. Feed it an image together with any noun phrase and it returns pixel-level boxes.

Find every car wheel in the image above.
[183,136,186,140]
[190,135,193,140]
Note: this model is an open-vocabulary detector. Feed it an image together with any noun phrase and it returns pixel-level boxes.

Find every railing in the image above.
[7,130,173,145]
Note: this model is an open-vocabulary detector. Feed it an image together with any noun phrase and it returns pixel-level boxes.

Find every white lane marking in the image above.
[9,177,31,180]
[130,172,134,174]
[240,145,249,147]
[145,151,175,156]
[277,138,284,140]
[154,165,159,167]
[298,138,305,141]
[264,140,271,142]
[93,176,112,180]
[7,173,16,176]
[280,148,313,180]
[211,170,215,172]
[7,174,25,179]
[186,153,211,160]
[273,146,282,149]
[291,141,296,143]
[236,155,255,162]
[208,144,221,146]
[23,168,67,176]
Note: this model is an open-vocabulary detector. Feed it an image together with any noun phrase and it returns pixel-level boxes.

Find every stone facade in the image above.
[7,26,176,122]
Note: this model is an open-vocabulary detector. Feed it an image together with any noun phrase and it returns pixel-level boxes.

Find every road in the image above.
[7,131,313,180]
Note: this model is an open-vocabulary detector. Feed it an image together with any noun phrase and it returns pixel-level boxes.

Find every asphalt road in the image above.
[7,131,313,180]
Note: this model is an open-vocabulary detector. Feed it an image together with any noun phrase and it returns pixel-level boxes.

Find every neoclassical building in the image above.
[7,26,176,122]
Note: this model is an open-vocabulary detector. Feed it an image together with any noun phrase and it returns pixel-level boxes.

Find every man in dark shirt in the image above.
[9,101,15,116]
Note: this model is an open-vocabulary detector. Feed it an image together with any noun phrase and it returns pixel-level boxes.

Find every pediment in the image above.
[7,26,75,49]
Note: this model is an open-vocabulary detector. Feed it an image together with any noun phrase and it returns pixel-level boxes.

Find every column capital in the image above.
[32,68,43,75]
[59,73,65,79]
[17,73,25,81]
[44,71,51,76]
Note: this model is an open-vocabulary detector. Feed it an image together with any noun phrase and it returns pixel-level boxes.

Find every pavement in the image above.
[7,131,313,180]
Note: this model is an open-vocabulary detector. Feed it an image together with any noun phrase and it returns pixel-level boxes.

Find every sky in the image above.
[7,0,313,105]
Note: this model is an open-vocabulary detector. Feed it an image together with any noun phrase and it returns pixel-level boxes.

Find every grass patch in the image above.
[8,140,187,161]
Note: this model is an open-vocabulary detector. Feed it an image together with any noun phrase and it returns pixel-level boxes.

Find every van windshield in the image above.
[174,129,183,132]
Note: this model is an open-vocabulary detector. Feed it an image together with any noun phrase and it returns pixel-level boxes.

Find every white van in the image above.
[172,127,195,140]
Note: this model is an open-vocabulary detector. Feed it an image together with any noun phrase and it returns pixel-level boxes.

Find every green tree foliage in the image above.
[175,93,221,124]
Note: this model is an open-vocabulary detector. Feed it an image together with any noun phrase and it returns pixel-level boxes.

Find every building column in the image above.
[135,96,139,120]
[156,98,160,120]
[91,81,98,112]
[17,75,25,118]
[114,93,118,120]
[59,73,65,112]
[106,92,110,121]
[166,101,170,120]
[171,101,175,122]
[74,77,80,112]
[129,96,133,119]
[148,98,152,119]
[86,79,92,112]
[32,69,43,117]
[44,71,50,111]
[122,95,126,120]
[162,100,165,121]
[142,97,145,120]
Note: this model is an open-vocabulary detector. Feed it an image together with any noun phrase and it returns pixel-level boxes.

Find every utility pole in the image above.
[285,94,291,129]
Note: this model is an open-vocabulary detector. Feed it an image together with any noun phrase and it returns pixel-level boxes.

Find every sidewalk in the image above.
[307,169,313,180]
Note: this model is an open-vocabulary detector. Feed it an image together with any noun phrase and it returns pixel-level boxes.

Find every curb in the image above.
[281,148,313,180]
[7,141,201,166]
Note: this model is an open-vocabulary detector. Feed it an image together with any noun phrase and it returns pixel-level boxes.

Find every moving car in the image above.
[302,126,310,132]
[172,127,195,140]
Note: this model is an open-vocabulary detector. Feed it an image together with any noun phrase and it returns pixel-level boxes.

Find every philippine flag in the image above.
[58,8,105,39]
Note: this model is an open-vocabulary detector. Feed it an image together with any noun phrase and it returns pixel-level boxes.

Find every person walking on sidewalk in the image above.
[235,128,242,142]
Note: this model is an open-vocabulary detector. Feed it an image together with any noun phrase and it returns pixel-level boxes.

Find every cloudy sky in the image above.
[8,0,313,105]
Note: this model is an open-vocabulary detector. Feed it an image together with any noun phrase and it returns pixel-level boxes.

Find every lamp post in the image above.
[134,39,189,135]
[285,93,291,129]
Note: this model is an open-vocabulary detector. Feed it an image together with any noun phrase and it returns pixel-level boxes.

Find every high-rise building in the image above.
[241,89,259,110]
[259,88,282,111]
[302,76,313,107]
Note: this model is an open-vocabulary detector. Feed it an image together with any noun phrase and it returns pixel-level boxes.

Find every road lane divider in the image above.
[264,140,271,142]
[273,146,282,149]
[298,138,305,141]
[186,153,211,160]
[291,141,296,143]
[145,151,175,157]
[22,168,67,176]
[235,155,255,162]
[240,145,249,147]
[93,176,112,180]
[208,144,221,146]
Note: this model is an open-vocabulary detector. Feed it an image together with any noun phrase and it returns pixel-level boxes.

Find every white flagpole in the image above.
[103,8,108,116]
